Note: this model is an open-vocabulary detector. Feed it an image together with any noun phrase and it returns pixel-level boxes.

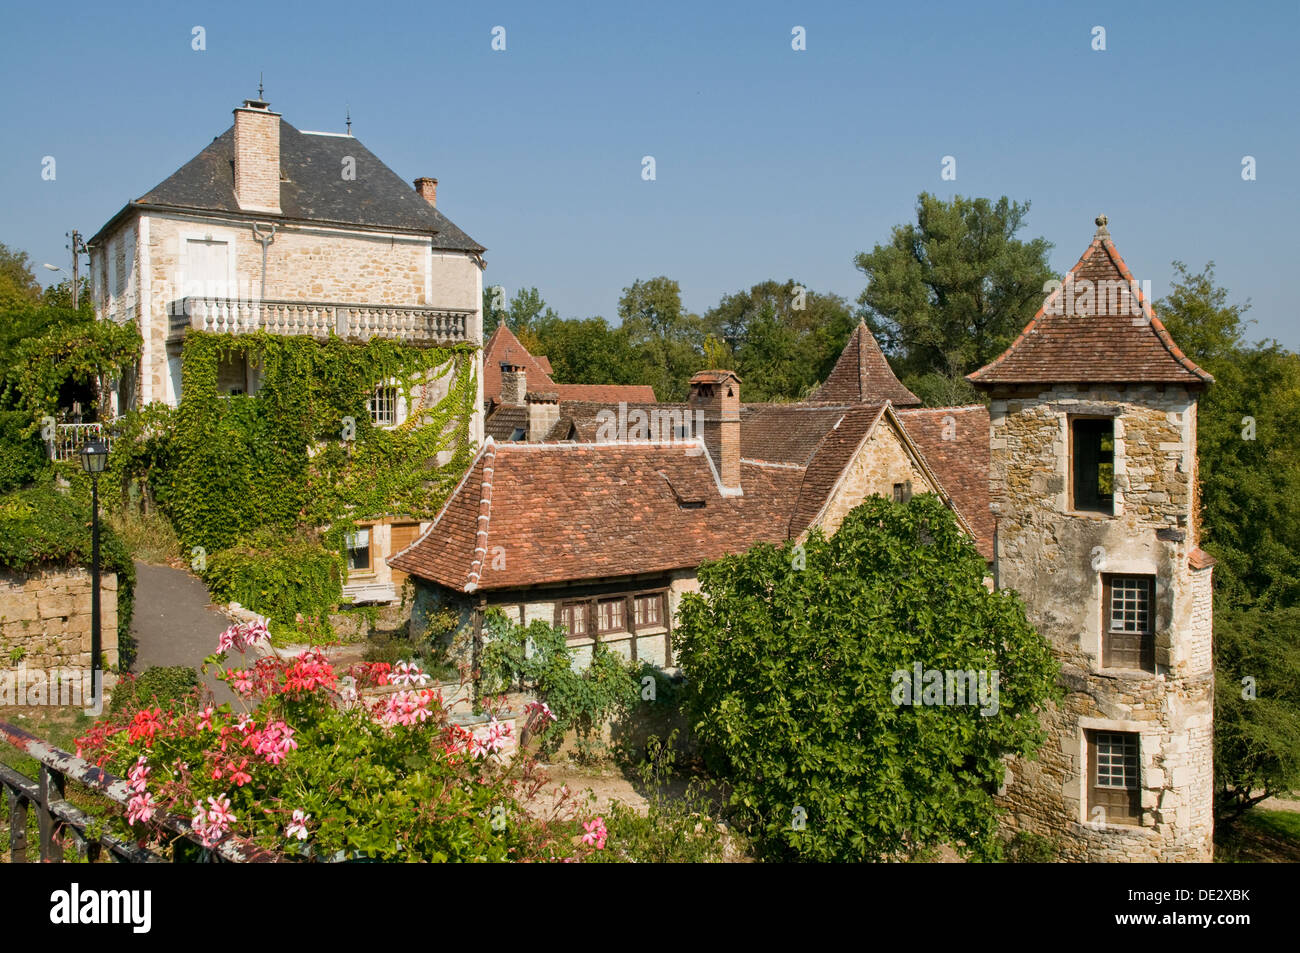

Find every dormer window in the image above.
[1070,417,1114,514]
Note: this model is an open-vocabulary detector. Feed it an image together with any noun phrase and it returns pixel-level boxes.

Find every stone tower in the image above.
[968,217,1216,861]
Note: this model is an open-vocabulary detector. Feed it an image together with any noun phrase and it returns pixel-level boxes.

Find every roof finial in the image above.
[1094,213,1109,237]
[258,72,264,100]
[346,105,352,135]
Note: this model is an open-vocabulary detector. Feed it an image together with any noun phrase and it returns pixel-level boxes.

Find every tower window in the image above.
[1070,417,1114,514]
[1102,574,1156,671]
[1087,730,1142,826]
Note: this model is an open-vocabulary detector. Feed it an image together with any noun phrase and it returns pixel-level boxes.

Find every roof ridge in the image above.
[787,401,890,537]
[463,438,498,592]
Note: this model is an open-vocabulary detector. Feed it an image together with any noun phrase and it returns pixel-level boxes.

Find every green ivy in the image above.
[203,529,345,628]
[2,319,140,425]
[149,331,478,556]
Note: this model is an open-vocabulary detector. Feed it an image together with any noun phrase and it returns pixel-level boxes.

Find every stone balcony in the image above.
[169,297,475,346]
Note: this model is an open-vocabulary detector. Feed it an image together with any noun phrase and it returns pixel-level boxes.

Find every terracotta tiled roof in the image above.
[484,405,528,442]
[483,324,557,404]
[388,440,802,590]
[968,220,1214,388]
[554,383,658,402]
[810,321,921,406]
[740,403,861,465]
[787,404,889,532]
[1189,547,1217,570]
[897,406,993,559]
[482,323,658,406]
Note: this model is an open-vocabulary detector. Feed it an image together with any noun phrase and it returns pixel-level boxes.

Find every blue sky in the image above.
[2,0,1296,348]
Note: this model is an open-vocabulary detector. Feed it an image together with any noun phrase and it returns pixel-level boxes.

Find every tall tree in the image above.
[528,314,644,388]
[0,242,43,313]
[618,277,708,401]
[703,280,856,402]
[854,193,1054,380]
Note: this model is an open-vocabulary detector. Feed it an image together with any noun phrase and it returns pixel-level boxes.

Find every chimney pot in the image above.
[414,177,438,207]
[499,362,526,406]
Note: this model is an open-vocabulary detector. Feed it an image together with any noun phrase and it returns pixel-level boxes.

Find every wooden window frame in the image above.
[1069,416,1115,515]
[1101,574,1156,672]
[552,587,670,663]
[345,527,373,574]
[1087,730,1142,826]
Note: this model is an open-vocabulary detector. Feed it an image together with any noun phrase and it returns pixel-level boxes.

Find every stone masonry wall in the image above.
[815,417,935,535]
[0,569,119,671]
[989,383,1213,862]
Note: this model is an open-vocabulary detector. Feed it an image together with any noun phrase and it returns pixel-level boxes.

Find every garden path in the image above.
[129,561,237,705]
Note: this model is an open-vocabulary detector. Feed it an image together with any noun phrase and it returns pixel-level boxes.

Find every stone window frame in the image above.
[1075,717,1159,834]
[1085,554,1169,677]
[1056,404,1126,520]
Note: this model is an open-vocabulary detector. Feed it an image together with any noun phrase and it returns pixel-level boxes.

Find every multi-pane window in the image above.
[634,593,664,628]
[598,598,626,634]
[345,528,371,572]
[370,386,398,426]
[1088,731,1142,826]
[1071,417,1115,514]
[1102,575,1156,671]
[558,602,588,639]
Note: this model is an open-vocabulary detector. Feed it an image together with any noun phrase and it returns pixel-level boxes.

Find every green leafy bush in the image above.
[0,410,49,493]
[109,666,202,716]
[202,529,344,628]
[676,493,1058,862]
[0,482,137,666]
[479,611,640,759]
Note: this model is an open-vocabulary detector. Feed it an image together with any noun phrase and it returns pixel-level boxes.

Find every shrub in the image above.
[1004,830,1060,863]
[479,611,640,760]
[676,494,1058,862]
[202,530,344,628]
[109,666,202,717]
[0,410,49,493]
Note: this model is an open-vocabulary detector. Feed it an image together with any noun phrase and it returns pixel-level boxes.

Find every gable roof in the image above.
[483,323,558,404]
[967,219,1212,388]
[388,439,802,591]
[896,405,993,559]
[810,321,921,406]
[91,118,483,252]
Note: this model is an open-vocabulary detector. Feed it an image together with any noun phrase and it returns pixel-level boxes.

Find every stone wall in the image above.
[988,383,1213,861]
[0,569,119,671]
[814,416,935,535]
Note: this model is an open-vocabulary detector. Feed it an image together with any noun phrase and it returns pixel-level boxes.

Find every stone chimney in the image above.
[688,370,742,494]
[233,98,281,214]
[414,177,438,207]
[499,362,526,406]
[526,391,560,442]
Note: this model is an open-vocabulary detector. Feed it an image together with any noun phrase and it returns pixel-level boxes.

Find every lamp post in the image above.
[79,439,109,708]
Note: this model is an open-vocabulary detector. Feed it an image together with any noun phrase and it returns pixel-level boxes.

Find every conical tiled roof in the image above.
[968,217,1213,388]
[810,321,921,406]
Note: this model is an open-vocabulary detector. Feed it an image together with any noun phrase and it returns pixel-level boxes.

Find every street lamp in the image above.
[79,439,109,708]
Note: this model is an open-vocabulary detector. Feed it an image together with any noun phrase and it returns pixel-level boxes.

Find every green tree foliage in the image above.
[702,280,857,402]
[1213,607,1300,816]
[854,193,1054,383]
[527,314,645,389]
[1158,262,1300,609]
[0,242,43,312]
[675,494,1058,861]
[618,277,710,401]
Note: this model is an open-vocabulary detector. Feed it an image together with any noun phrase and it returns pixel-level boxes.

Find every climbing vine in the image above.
[2,318,140,424]
[137,331,478,557]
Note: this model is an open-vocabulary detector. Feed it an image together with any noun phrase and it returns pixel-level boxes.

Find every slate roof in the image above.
[810,321,921,406]
[968,220,1212,388]
[92,117,483,252]
[896,406,993,559]
[484,406,528,442]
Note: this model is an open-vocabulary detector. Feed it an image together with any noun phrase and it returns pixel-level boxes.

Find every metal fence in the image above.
[46,422,113,463]
[0,720,278,863]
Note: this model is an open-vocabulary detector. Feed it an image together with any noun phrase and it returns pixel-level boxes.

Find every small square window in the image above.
[634,593,664,628]
[1102,574,1156,671]
[598,598,626,634]
[892,481,912,503]
[1088,730,1142,826]
[559,602,588,639]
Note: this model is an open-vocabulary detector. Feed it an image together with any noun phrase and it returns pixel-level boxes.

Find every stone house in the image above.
[393,217,1215,862]
[390,326,993,667]
[968,216,1215,860]
[84,93,487,604]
